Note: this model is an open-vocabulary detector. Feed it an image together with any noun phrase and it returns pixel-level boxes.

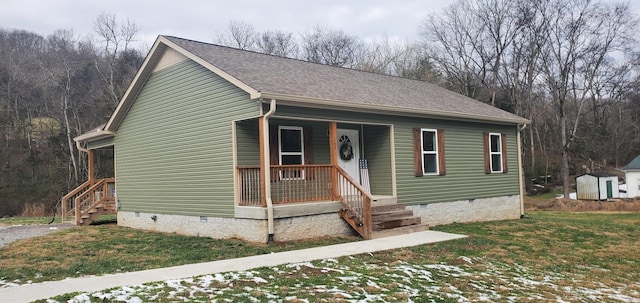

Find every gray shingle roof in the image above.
[623,155,640,170]
[163,36,528,124]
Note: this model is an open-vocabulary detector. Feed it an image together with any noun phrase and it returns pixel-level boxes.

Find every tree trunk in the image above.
[529,122,535,173]
[560,113,570,198]
[63,91,78,185]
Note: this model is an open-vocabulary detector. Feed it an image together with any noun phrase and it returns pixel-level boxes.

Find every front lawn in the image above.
[0,225,358,285]
[36,211,640,302]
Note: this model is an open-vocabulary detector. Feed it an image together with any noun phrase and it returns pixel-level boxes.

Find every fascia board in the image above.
[258,92,531,125]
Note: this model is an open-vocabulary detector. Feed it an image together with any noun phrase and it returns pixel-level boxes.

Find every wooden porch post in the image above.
[258,116,267,207]
[329,121,339,200]
[88,149,95,186]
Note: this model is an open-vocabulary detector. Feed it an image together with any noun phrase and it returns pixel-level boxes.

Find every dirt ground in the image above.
[525,197,640,212]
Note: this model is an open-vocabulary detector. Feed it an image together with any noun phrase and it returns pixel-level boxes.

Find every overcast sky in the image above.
[1,0,637,51]
[0,0,457,49]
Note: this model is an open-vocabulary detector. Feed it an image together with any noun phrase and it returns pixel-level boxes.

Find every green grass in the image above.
[0,225,359,284]
[0,216,61,226]
[7,211,640,302]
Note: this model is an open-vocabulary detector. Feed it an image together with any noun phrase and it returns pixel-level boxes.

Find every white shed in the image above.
[576,172,619,200]
[622,155,640,198]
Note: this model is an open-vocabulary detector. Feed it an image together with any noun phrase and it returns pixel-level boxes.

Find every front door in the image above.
[606,180,613,199]
[337,128,360,183]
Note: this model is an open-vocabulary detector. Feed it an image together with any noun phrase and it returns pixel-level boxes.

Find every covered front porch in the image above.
[234,117,396,239]
[62,128,116,226]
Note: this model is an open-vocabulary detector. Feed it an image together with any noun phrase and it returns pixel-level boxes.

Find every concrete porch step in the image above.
[371,195,397,206]
[371,223,430,239]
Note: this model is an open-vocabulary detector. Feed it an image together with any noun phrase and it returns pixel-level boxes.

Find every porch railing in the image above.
[236,164,372,239]
[237,165,334,205]
[61,178,116,225]
[335,166,372,239]
[61,180,92,222]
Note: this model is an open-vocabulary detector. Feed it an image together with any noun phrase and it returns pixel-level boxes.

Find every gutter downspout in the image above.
[517,124,527,218]
[75,140,89,153]
[263,99,277,243]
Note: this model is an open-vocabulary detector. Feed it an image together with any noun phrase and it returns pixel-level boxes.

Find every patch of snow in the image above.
[0,279,21,288]
[67,293,92,303]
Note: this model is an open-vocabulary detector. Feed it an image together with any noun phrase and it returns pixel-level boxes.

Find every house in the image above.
[622,155,640,198]
[575,172,620,200]
[63,35,530,242]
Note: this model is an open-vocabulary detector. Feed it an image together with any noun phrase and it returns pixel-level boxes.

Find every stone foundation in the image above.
[118,195,520,242]
[407,195,522,226]
[118,211,354,243]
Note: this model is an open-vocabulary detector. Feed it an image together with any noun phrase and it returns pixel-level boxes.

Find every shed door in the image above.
[606,180,613,199]
[337,129,360,183]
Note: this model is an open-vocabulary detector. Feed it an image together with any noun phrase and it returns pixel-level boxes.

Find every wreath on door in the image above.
[340,142,354,161]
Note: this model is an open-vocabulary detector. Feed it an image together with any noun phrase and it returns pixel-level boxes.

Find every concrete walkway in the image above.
[0,230,466,302]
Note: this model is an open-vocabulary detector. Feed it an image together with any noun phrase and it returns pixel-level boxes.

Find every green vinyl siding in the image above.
[236,120,260,166]
[114,59,259,217]
[363,124,393,195]
[274,105,520,205]
[394,119,518,205]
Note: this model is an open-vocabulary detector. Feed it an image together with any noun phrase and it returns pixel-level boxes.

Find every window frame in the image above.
[488,132,503,173]
[413,127,447,177]
[278,126,305,179]
[420,128,439,175]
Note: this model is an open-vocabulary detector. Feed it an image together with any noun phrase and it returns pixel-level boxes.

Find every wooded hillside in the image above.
[2,0,640,217]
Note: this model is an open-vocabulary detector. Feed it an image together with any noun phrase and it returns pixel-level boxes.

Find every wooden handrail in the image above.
[61,180,92,222]
[62,178,115,225]
[75,178,115,225]
[335,166,374,200]
[334,165,372,239]
[62,180,92,201]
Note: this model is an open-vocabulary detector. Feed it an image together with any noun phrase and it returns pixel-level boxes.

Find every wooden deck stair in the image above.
[62,178,116,226]
[78,200,116,226]
[370,204,429,239]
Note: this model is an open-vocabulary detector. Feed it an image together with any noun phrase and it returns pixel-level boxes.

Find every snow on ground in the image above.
[45,256,640,303]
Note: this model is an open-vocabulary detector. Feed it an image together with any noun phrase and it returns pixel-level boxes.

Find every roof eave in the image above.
[74,130,115,143]
[258,92,531,125]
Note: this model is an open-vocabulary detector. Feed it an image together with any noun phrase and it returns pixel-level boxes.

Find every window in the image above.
[484,132,507,174]
[421,129,438,174]
[413,128,445,176]
[278,126,304,178]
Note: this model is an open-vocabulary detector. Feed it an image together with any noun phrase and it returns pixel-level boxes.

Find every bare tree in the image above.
[391,44,442,82]
[93,12,138,105]
[255,30,298,57]
[475,0,523,106]
[536,0,636,197]
[214,21,258,50]
[300,26,364,68]
[39,30,82,185]
[421,1,485,98]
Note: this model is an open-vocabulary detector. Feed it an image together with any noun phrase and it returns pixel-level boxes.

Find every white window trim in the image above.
[421,128,439,175]
[489,132,503,173]
[278,126,305,179]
